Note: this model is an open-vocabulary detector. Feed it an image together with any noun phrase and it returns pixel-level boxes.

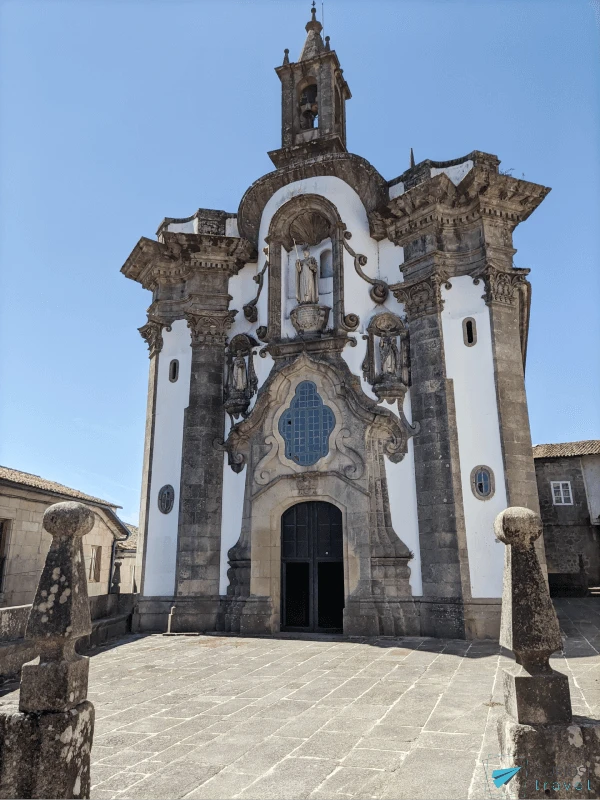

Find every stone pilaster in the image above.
[393,274,471,638]
[173,310,236,628]
[483,266,539,512]
[135,320,163,596]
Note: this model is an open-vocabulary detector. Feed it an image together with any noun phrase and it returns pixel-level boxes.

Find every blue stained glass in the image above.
[279,381,335,466]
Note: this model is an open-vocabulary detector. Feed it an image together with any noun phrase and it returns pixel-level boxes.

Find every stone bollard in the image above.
[495,507,600,799]
[0,502,96,799]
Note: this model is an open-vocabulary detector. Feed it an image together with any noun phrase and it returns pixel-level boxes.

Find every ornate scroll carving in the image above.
[243,247,269,323]
[185,310,237,345]
[342,231,389,304]
[390,271,451,320]
[138,320,166,357]
[224,334,259,422]
[362,312,410,406]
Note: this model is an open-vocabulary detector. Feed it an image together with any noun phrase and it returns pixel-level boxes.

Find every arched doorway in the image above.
[281,501,344,633]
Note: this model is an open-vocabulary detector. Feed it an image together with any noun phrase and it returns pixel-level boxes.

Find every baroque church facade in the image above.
[122,7,550,640]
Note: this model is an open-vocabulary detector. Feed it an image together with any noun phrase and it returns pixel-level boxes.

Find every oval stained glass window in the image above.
[278,381,335,467]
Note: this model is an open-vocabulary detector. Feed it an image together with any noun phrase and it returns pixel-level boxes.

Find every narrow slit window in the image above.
[462,317,477,347]
[169,359,179,383]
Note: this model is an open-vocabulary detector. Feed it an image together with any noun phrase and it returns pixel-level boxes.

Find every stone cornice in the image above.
[121,233,257,290]
[370,167,551,247]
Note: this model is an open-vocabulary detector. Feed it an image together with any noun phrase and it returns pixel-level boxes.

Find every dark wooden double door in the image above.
[281,501,344,633]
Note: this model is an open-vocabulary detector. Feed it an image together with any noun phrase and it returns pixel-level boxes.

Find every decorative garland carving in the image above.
[342,231,389,304]
[243,247,269,323]
[390,271,451,320]
[185,310,237,345]
[138,320,168,358]
[223,334,259,422]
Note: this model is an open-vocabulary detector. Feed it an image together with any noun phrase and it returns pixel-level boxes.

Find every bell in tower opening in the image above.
[299,83,318,130]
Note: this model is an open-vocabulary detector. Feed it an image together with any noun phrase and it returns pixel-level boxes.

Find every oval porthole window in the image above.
[462,317,477,347]
[158,484,175,514]
[169,359,179,383]
[470,466,495,500]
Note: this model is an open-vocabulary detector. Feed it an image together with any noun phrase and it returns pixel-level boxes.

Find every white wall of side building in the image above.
[143,320,192,596]
[441,277,507,598]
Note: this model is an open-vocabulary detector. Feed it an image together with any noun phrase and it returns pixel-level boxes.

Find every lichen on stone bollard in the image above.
[495,506,572,725]
[0,502,96,800]
[495,507,600,799]
[19,502,94,714]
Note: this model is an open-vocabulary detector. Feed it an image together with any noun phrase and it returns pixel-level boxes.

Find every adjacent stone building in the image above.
[0,466,135,606]
[533,440,600,594]
[122,7,550,639]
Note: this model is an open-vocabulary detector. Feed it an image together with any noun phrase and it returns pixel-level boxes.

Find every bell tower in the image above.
[269,2,351,168]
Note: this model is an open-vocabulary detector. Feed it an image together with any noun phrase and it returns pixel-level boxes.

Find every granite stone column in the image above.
[395,274,471,638]
[173,310,236,630]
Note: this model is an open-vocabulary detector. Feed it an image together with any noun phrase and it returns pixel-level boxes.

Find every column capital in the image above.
[185,310,238,346]
[390,271,451,321]
[138,319,167,358]
[477,263,530,306]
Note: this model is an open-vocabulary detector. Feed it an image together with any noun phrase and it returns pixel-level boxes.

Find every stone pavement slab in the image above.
[2,598,596,799]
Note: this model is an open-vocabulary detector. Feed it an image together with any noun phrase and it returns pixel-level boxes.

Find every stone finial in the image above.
[19,502,94,714]
[495,507,572,725]
[410,147,415,168]
[283,48,290,65]
[110,559,122,594]
[325,35,330,51]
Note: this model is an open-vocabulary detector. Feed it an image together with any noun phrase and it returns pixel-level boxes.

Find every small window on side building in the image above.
[551,481,573,505]
[89,545,102,582]
[462,317,477,347]
[169,359,179,383]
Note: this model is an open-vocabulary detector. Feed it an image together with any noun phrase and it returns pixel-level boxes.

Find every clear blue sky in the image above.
[1,0,599,524]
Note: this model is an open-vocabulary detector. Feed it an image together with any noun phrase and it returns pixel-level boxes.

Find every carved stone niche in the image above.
[362,312,410,405]
[223,334,258,422]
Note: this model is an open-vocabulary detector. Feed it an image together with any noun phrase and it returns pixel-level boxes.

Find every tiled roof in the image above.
[0,466,120,508]
[533,441,600,459]
[117,524,138,552]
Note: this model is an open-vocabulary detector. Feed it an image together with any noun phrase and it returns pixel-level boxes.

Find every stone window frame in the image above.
[462,317,477,347]
[470,465,495,501]
[551,480,573,506]
[169,359,179,383]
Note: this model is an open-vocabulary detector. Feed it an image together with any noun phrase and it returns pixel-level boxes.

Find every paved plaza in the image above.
[13,600,600,800]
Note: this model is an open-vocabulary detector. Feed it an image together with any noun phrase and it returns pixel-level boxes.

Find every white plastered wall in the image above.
[143,320,192,596]
[217,175,422,597]
[441,276,507,598]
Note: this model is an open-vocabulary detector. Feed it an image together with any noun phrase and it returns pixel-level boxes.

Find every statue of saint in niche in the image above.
[231,354,248,392]
[295,247,319,305]
[379,335,400,379]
